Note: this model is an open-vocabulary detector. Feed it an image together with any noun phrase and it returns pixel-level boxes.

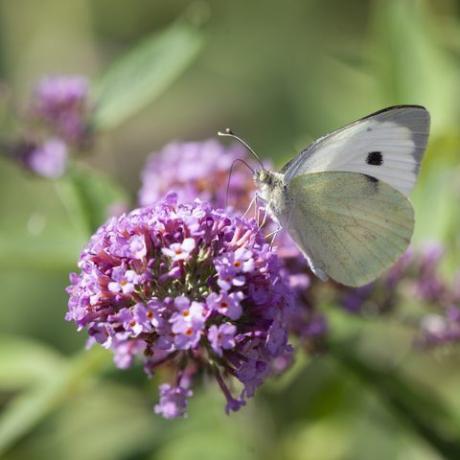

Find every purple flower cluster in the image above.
[139,140,254,209]
[1,75,93,179]
[410,245,460,347]
[31,75,91,147]
[66,193,293,418]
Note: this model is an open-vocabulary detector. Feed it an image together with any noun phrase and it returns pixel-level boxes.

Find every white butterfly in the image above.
[219,105,430,287]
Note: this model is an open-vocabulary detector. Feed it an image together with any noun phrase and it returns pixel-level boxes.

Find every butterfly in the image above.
[219,105,430,287]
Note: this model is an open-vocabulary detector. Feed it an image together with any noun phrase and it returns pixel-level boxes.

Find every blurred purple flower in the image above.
[31,75,92,147]
[66,194,293,418]
[154,383,193,419]
[330,242,460,349]
[414,243,446,303]
[340,283,374,314]
[19,138,68,178]
[417,306,460,347]
[139,140,254,209]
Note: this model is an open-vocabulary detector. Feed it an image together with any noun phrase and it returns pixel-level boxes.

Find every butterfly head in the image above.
[253,169,284,204]
[216,128,283,200]
[253,169,272,186]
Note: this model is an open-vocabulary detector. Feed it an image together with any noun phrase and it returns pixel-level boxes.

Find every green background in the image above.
[1,1,460,459]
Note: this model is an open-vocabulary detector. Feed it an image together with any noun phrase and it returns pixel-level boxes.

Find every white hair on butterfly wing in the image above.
[218,105,430,287]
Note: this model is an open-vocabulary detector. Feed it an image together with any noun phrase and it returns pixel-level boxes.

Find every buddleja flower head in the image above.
[139,140,254,209]
[31,75,92,148]
[66,194,293,418]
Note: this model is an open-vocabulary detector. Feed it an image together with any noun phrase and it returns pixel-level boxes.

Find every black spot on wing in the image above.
[365,174,378,183]
[363,174,379,193]
[366,151,383,166]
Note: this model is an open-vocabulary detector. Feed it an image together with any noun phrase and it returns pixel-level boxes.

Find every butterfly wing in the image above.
[282,105,430,196]
[284,171,414,287]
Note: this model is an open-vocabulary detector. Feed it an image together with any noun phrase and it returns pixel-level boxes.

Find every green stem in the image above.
[54,174,93,238]
[329,340,460,459]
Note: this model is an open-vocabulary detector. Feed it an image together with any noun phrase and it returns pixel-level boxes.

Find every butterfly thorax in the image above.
[253,170,288,224]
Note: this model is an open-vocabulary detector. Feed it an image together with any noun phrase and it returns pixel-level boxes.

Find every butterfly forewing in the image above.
[285,172,414,286]
[283,105,430,196]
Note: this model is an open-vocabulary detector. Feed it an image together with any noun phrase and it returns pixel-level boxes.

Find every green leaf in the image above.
[93,22,203,130]
[0,347,111,456]
[18,384,157,460]
[0,335,64,390]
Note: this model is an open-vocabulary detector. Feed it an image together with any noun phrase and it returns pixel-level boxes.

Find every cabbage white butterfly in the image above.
[219,105,430,287]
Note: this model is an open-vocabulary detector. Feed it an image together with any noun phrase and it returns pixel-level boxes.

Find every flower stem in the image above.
[54,173,93,239]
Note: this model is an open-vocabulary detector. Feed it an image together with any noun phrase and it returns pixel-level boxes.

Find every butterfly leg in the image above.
[259,207,270,229]
[257,198,271,229]
[242,194,257,219]
[266,225,282,249]
[255,194,265,227]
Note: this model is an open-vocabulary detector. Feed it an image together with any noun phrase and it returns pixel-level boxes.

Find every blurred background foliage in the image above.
[1,0,460,459]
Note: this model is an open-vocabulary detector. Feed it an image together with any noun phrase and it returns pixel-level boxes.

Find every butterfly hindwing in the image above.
[284,171,414,286]
[283,105,430,196]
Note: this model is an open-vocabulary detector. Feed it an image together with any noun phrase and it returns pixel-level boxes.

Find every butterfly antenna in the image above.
[218,128,265,170]
[226,158,255,208]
